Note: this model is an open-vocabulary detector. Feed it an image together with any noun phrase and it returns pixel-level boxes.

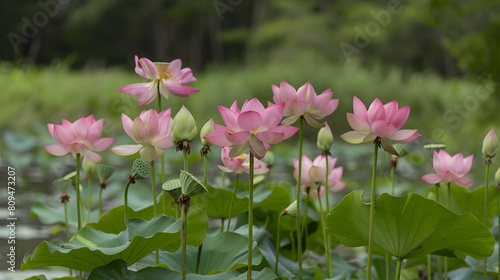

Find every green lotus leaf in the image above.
[22,212,207,271]
[327,190,495,260]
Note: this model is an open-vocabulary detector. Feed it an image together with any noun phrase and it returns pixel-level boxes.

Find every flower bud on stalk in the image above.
[317,123,334,154]
[482,129,497,164]
[172,106,197,153]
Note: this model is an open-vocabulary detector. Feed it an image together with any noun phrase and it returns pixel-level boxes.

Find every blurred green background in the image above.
[1,0,500,185]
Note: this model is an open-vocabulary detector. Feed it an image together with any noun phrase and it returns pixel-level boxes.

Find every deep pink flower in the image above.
[119,56,199,105]
[421,150,474,187]
[45,115,115,164]
[272,81,339,127]
[293,155,346,198]
[218,147,269,174]
[111,109,173,162]
[340,96,420,154]
[203,98,299,159]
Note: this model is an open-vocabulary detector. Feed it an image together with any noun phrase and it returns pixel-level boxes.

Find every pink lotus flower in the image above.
[482,128,497,159]
[340,96,420,155]
[421,150,474,187]
[272,81,339,127]
[45,115,115,164]
[218,147,269,174]
[203,98,299,159]
[293,155,346,199]
[119,56,199,105]
[111,109,173,162]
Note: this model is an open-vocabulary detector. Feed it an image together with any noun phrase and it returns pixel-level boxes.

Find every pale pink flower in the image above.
[203,98,299,159]
[45,115,115,164]
[272,81,339,127]
[293,155,346,199]
[482,128,497,159]
[119,56,199,105]
[111,109,173,162]
[218,147,269,174]
[340,96,420,155]
[421,150,474,187]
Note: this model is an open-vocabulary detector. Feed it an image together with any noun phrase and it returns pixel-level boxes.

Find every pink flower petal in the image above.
[367,98,385,124]
[352,96,368,121]
[218,105,240,131]
[226,130,251,145]
[389,106,410,130]
[255,131,285,145]
[421,174,442,184]
[242,98,265,114]
[92,138,115,151]
[137,57,158,79]
[140,145,158,162]
[111,145,143,156]
[204,127,233,147]
[137,82,159,105]
[121,114,135,140]
[455,177,473,188]
[53,125,75,145]
[238,111,262,131]
[268,125,299,140]
[389,129,419,143]
[248,135,266,159]
[84,150,102,163]
[340,131,367,144]
[164,80,199,97]
[132,116,148,143]
[119,83,151,95]
[371,120,396,138]
[347,113,370,132]
[168,59,182,73]
[86,118,104,143]
[261,103,284,130]
[154,136,174,149]
[281,115,300,126]
[44,145,68,156]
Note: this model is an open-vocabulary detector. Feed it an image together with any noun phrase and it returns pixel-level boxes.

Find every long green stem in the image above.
[385,161,396,280]
[427,254,432,280]
[75,153,82,230]
[275,212,284,274]
[181,202,187,280]
[484,162,490,279]
[196,154,209,274]
[64,202,69,241]
[394,258,402,280]
[151,161,157,215]
[367,139,380,280]
[248,153,255,280]
[227,174,239,231]
[302,191,310,261]
[123,179,133,221]
[324,155,332,278]
[98,187,103,217]
[87,177,92,223]
[317,186,330,278]
[158,92,167,215]
[445,183,451,280]
[296,117,304,279]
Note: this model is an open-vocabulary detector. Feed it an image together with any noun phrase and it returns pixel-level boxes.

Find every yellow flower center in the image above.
[154,62,175,80]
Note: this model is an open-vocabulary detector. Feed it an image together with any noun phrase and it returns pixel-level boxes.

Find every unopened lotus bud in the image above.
[82,160,96,176]
[317,123,333,152]
[482,129,497,161]
[172,106,197,143]
[282,200,298,217]
[200,119,215,147]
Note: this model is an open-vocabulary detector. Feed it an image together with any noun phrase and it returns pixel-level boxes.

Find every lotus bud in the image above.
[282,200,298,217]
[200,119,215,147]
[172,106,197,144]
[82,160,96,176]
[482,129,497,162]
[317,123,333,153]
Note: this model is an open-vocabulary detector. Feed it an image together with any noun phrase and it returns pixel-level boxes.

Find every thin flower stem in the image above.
[497,187,500,280]
[275,212,284,274]
[161,155,167,214]
[64,202,69,241]
[484,162,490,279]
[302,191,310,260]
[196,154,209,274]
[427,254,432,280]
[226,174,239,231]
[181,202,187,280]
[367,140,379,280]
[87,177,92,223]
[445,183,451,280]
[394,257,402,280]
[296,117,304,279]
[123,179,133,221]
[75,153,82,230]
[247,153,255,280]
[151,161,157,216]
[324,155,332,278]
[98,187,103,217]
[386,162,396,280]
[317,186,330,278]
[183,149,189,172]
